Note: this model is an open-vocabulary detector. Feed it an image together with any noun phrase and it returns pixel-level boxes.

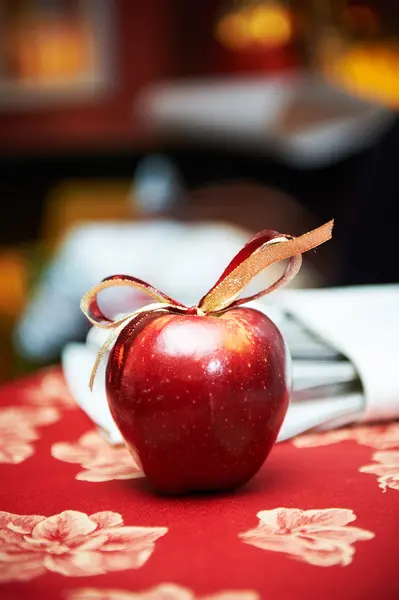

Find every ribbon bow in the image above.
[81,220,334,389]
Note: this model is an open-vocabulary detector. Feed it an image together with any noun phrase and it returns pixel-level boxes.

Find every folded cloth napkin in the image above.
[280,284,399,423]
[61,285,399,444]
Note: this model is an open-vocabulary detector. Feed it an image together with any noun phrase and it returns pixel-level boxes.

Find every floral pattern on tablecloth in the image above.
[0,510,167,582]
[360,450,399,492]
[293,422,399,450]
[1,368,399,600]
[24,368,76,410]
[51,430,144,482]
[67,585,259,600]
[0,406,59,464]
[239,507,374,567]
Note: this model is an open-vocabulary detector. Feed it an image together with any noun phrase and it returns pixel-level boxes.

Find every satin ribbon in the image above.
[81,220,334,389]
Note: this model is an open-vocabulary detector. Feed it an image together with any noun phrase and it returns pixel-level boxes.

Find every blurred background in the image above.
[1,0,399,383]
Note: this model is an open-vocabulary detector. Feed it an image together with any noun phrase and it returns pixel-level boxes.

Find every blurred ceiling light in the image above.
[215,0,293,50]
[327,43,399,108]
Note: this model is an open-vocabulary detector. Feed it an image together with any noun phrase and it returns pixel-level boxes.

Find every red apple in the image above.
[82,220,333,495]
[106,306,290,494]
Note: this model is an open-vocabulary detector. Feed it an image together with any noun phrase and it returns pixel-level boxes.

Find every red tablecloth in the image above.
[0,367,398,600]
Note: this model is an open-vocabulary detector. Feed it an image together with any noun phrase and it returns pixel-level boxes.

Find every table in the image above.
[0,367,398,600]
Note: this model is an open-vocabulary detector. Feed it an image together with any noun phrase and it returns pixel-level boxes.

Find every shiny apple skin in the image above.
[106,307,290,494]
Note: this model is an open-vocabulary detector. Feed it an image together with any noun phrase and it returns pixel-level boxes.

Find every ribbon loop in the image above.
[80,274,185,329]
[198,220,334,313]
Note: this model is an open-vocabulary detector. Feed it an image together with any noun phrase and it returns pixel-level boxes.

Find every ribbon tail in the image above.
[89,320,129,391]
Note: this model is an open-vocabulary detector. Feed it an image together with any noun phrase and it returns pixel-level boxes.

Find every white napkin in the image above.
[62,285,399,444]
[63,342,122,443]
[281,285,399,424]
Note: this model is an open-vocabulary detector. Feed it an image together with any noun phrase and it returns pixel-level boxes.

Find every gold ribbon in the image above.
[81,219,334,389]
